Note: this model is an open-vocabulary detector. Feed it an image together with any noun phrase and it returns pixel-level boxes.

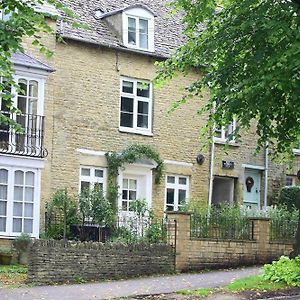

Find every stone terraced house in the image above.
[0,0,299,240]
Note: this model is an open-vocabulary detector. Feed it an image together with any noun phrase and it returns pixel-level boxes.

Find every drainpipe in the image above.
[263,143,269,209]
[208,136,215,207]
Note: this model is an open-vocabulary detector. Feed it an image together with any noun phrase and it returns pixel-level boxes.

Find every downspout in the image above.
[208,134,215,207]
[263,143,269,209]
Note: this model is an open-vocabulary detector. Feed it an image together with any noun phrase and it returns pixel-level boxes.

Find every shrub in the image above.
[45,189,80,239]
[263,255,300,287]
[278,186,300,210]
[78,187,114,227]
[13,233,32,252]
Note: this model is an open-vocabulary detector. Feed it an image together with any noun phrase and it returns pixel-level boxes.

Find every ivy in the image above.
[105,144,164,212]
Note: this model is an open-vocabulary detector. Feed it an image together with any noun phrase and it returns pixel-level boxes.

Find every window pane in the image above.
[178,189,187,205]
[14,186,23,201]
[95,169,104,178]
[139,19,148,34]
[15,170,24,185]
[80,181,90,192]
[122,201,128,211]
[24,203,33,218]
[29,98,37,115]
[140,33,148,49]
[129,179,137,189]
[120,113,133,128]
[18,79,27,96]
[137,82,150,97]
[123,179,128,189]
[0,217,6,231]
[94,182,103,191]
[13,218,22,232]
[214,127,222,138]
[13,203,23,217]
[25,172,35,186]
[128,17,136,45]
[0,185,7,200]
[138,101,149,114]
[0,201,7,215]
[179,177,187,185]
[122,81,134,94]
[129,190,137,200]
[121,97,134,112]
[17,97,27,114]
[285,177,294,186]
[24,219,33,233]
[81,168,90,176]
[166,205,174,212]
[29,80,38,97]
[167,188,175,204]
[25,187,34,202]
[167,176,175,184]
[122,190,128,200]
[137,115,148,128]
[0,169,8,184]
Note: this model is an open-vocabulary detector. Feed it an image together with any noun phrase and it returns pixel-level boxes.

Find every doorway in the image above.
[243,169,261,208]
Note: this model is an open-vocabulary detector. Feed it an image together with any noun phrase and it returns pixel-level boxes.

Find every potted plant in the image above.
[0,247,13,265]
[13,233,32,265]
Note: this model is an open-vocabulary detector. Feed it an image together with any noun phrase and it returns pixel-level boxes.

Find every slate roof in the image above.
[11,52,54,72]
[59,0,185,58]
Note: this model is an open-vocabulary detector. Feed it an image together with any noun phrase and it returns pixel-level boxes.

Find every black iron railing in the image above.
[191,213,253,240]
[0,111,47,158]
[270,218,297,243]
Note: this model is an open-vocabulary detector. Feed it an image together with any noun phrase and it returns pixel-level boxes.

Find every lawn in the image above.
[177,275,290,298]
[0,265,28,288]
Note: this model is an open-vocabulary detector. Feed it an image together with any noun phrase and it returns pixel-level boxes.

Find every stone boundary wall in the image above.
[28,240,175,285]
[167,212,293,271]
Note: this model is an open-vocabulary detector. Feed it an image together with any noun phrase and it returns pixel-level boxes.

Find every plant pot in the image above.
[0,253,13,265]
[18,251,29,265]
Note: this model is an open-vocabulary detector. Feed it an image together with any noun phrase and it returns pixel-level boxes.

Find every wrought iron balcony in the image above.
[0,112,48,158]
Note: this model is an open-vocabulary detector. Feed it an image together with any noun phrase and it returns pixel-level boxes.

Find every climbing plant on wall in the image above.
[105,144,164,213]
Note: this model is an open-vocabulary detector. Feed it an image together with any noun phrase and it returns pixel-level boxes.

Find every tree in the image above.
[155,0,300,158]
[0,0,82,130]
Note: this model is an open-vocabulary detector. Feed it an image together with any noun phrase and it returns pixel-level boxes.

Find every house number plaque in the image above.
[222,160,234,169]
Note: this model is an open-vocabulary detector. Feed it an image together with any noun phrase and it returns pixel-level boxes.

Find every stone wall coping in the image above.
[247,217,270,221]
[269,241,293,245]
[166,211,192,216]
[190,238,256,243]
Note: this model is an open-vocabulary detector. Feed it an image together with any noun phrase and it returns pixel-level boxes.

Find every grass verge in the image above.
[0,265,28,288]
[177,275,289,298]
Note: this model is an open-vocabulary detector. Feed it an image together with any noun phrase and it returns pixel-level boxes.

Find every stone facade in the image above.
[167,212,293,271]
[28,240,175,284]
[1,8,300,241]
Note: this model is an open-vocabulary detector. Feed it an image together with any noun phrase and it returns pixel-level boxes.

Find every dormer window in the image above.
[127,16,149,49]
[123,7,154,52]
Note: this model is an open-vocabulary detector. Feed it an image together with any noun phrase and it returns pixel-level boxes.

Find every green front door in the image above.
[243,169,261,208]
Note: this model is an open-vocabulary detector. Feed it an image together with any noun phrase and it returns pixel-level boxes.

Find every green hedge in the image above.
[278,186,300,210]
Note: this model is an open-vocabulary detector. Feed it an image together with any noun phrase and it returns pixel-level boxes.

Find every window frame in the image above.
[214,120,237,143]
[79,166,107,194]
[0,166,39,238]
[285,176,296,187]
[122,8,154,52]
[165,175,189,212]
[119,77,153,136]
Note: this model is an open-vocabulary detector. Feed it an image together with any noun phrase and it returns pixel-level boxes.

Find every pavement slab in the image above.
[0,266,261,300]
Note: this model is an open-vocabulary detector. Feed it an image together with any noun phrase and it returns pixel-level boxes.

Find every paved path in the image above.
[0,266,261,300]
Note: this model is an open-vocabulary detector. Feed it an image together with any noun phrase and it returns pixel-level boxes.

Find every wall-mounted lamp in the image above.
[196,154,205,165]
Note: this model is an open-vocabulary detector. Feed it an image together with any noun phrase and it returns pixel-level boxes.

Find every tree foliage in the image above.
[156,0,300,158]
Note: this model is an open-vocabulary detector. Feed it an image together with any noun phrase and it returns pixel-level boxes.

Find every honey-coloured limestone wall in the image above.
[167,212,293,271]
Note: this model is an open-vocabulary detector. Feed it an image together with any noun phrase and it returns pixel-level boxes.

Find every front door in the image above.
[243,169,261,208]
